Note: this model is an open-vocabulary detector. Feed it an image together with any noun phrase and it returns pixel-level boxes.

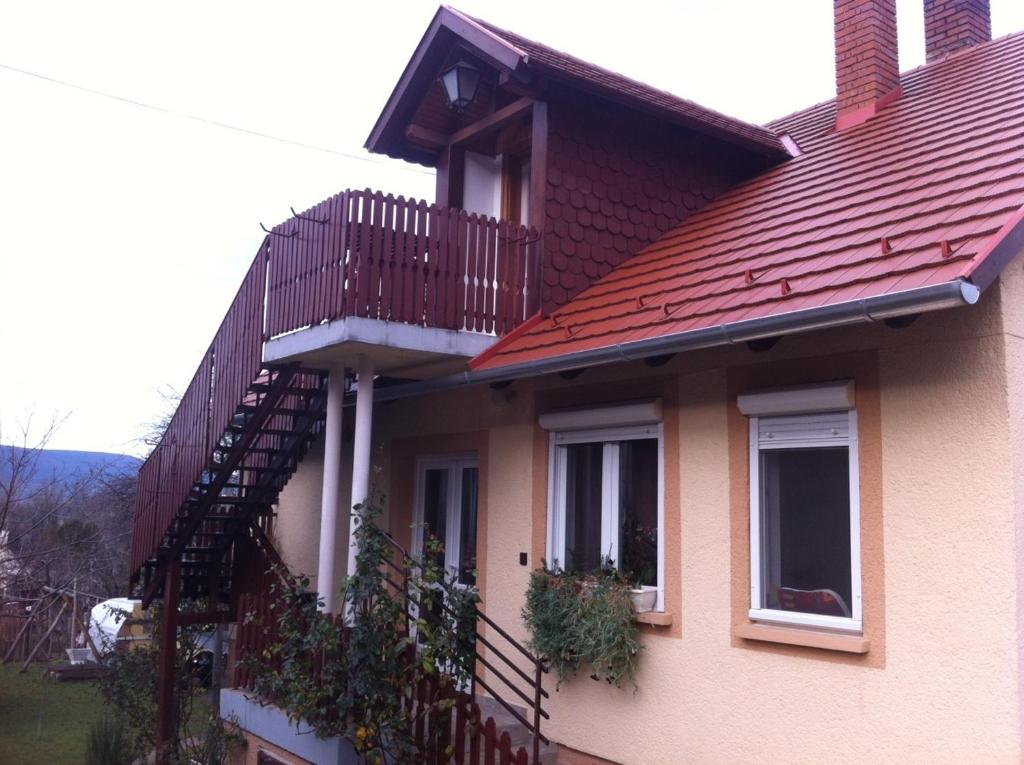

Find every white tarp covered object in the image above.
[88,597,139,655]
[87,597,224,658]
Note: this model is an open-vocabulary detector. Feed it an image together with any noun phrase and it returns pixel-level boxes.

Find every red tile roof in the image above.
[455,8,788,158]
[472,31,1024,372]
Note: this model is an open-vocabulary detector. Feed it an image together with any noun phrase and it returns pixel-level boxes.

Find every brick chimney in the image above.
[924,0,991,62]
[834,0,901,130]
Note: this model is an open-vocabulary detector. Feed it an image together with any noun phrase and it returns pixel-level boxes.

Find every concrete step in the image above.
[473,695,560,763]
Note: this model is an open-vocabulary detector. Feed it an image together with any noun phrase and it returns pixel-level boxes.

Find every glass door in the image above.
[411,454,479,689]
[414,454,479,586]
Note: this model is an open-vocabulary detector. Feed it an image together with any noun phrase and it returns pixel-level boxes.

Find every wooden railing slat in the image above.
[465,214,479,332]
[454,692,468,764]
[469,702,482,765]
[381,194,396,321]
[484,717,497,765]
[489,217,501,333]
[394,197,410,324]
[454,210,468,330]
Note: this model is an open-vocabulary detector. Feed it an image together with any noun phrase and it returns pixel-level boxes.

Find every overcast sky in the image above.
[2,0,1022,456]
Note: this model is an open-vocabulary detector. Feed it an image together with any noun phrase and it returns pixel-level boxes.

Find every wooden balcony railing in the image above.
[265,189,542,339]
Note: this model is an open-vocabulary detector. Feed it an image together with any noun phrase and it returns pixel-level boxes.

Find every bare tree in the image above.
[0,413,65,542]
[138,385,180,452]
[1,413,137,600]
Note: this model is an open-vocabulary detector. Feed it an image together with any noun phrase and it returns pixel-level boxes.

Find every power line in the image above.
[0,61,433,176]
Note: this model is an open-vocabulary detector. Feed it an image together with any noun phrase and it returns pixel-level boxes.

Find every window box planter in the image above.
[522,569,642,689]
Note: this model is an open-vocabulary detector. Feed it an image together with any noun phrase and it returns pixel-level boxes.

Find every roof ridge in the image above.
[766,27,1024,136]
[441,5,529,60]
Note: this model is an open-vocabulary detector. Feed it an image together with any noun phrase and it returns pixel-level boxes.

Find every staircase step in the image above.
[239,404,312,416]
[248,384,319,397]
[227,426,297,437]
[215,447,281,455]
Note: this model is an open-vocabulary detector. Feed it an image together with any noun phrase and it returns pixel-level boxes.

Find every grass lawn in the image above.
[0,660,217,765]
[0,662,106,765]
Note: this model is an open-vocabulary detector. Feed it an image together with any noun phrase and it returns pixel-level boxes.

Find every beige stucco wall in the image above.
[270,257,1024,763]
[999,255,1024,765]
[272,436,353,602]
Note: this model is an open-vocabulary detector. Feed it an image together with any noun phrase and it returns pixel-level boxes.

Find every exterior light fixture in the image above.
[440,61,481,111]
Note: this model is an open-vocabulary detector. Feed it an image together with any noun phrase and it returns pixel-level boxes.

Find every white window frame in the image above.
[743,384,862,635]
[545,420,665,612]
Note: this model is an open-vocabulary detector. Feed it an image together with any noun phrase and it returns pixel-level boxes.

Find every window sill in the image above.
[734,622,870,654]
[633,611,673,627]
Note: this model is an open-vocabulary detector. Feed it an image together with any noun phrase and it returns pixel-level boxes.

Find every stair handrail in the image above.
[379,532,549,763]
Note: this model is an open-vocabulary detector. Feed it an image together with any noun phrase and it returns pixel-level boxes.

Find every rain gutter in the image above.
[375,279,980,403]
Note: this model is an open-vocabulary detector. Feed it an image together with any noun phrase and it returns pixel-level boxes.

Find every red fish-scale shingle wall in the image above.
[541,91,766,313]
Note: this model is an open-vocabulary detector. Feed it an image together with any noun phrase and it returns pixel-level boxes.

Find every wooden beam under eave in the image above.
[499,70,546,98]
[436,144,464,209]
[405,124,448,153]
[529,100,548,316]
[449,96,536,147]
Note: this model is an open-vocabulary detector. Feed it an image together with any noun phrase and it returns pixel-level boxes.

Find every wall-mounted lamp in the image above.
[440,60,482,111]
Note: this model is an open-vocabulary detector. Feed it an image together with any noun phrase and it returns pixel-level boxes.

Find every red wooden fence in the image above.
[265,189,541,339]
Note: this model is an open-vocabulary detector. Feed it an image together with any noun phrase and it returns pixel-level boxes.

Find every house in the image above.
[129,1,1024,763]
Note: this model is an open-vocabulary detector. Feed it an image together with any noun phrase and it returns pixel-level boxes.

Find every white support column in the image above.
[316,365,346,613]
[346,356,375,581]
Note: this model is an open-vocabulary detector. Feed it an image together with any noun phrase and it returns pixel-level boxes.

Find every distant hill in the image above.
[0,446,141,490]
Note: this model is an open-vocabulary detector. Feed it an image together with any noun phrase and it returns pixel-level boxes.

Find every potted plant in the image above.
[620,522,658,613]
[627,583,658,613]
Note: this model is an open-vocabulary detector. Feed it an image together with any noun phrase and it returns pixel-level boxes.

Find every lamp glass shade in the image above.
[441,62,481,111]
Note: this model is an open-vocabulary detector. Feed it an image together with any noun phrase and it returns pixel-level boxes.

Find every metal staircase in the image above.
[139,364,327,606]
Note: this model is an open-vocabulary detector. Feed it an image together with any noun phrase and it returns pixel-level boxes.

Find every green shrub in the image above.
[522,568,641,689]
[85,715,135,765]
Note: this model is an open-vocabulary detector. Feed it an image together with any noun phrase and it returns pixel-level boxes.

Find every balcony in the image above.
[262,188,541,376]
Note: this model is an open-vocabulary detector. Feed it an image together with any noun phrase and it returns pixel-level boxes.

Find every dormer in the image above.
[367,6,790,313]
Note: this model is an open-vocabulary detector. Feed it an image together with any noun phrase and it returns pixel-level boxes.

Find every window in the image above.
[542,402,664,611]
[740,382,862,633]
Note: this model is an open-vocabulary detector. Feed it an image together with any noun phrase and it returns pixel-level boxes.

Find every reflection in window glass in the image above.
[760,447,851,617]
[564,443,604,572]
[422,468,448,571]
[459,468,479,586]
[619,439,658,587]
